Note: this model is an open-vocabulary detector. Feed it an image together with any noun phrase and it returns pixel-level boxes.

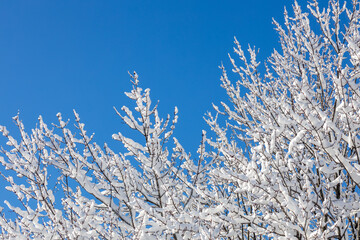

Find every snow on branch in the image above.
[1,0,360,239]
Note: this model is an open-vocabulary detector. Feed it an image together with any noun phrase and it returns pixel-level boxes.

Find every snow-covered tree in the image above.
[1,0,360,239]
[0,73,211,239]
[203,0,360,239]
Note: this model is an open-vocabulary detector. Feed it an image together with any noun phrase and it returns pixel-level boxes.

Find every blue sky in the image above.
[0,0,326,153]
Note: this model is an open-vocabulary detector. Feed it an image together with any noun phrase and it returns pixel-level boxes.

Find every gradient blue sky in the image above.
[0,0,328,153]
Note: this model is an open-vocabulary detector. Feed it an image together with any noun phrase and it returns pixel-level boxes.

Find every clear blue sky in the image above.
[0,0,328,153]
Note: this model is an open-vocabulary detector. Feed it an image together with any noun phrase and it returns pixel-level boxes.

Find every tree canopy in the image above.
[1,0,360,239]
